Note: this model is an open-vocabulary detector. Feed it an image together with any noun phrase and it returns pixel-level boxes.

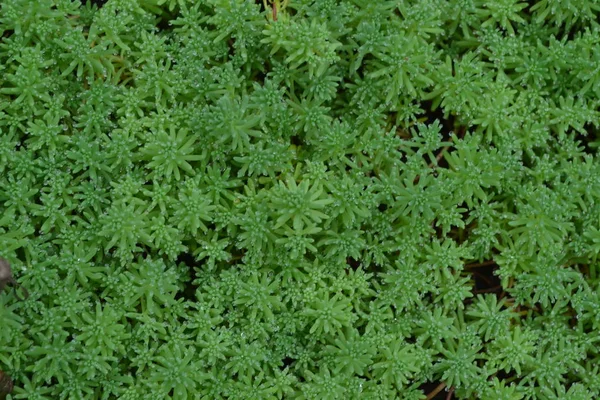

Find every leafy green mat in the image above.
[1,0,600,399]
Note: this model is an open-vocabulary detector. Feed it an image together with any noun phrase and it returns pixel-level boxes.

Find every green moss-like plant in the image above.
[1,0,600,399]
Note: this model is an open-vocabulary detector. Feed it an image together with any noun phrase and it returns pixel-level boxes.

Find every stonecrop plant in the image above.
[1,0,600,399]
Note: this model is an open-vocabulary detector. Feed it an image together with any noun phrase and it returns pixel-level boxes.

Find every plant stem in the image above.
[425,382,446,400]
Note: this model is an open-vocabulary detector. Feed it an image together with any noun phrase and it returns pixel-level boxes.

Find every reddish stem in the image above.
[425,382,446,400]
[427,146,450,168]
[474,285,502,294]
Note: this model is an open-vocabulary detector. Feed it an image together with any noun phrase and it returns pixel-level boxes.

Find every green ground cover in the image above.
[1,0,600,399]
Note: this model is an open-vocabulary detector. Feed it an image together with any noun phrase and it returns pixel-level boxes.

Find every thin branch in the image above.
[465,260,496,269]
[427,145,450,168]
[425,382,446,400]
[474,285,502,294]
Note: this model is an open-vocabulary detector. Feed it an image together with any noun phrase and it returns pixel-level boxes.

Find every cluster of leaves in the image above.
[1,0,600,399]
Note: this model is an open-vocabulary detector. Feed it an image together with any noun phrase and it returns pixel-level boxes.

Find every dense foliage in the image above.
[1,0,600,399]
